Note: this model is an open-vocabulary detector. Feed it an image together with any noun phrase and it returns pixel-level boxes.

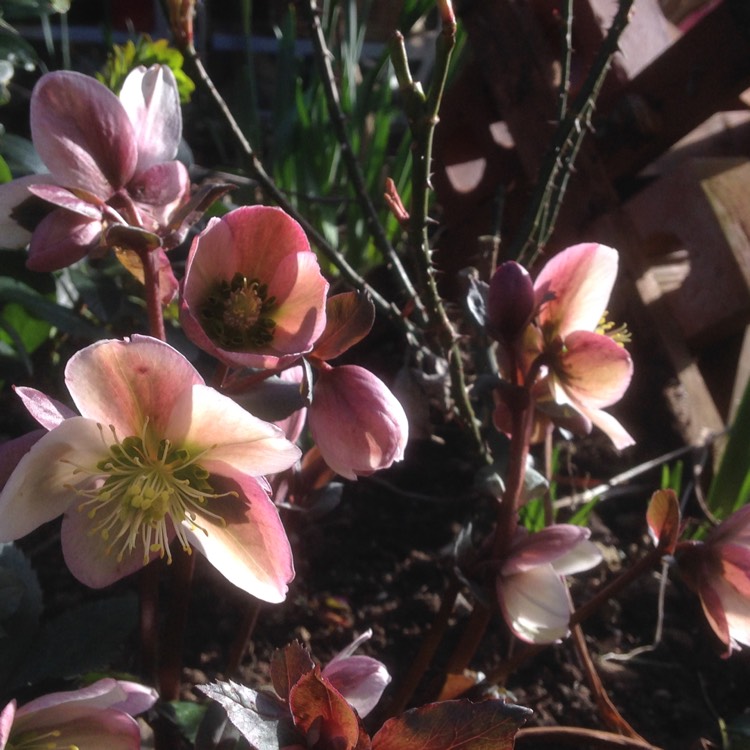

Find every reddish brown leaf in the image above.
[310,292,375,362]
[371,699,531,750]
[289,668,371,750]
[646,489,681,554]
[270,641,315,701]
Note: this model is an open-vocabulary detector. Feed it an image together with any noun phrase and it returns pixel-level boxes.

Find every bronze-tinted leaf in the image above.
[646,489,680,554]
[270,640,315,701]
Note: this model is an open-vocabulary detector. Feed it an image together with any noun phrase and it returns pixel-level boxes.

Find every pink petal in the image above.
[167,384,301,476]
[502,525,590,576]
[14,712,140,750]
[15,385,77,429]
[0,431,44,493]
[65,336,204,438]
[719,545,750,598]
[26,184,103,219]
[0,701,15,749]
[16,678,146,717]
[0,417,107,541]
[185,471,294,602]
[709,505,750,546]
[129,161,189,216]
[27,209,101,271]
[60,503,165,588]
[119,65,182,172]
[577,403,635,450]
[714,575,750,648]
[0,174,57,249]
[498,565,571,644]
[308,365,409,480]
[30,71,137,196]
[534,243,618,337]
[552,538,602,575]
[557,331,633,409]
[322,654,391,718]
[269,251,329,348]
[698,580,732,652]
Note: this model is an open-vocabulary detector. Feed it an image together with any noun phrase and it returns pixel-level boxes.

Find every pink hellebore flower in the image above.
[524,243,634,449]
[496,525,602,644]
[0,678,157,750]
[0,336,300,602]
[180,206,329,369]
[321,629,391,718]
[675,505,750,655]
[308,364,409,480]
[0,65,188,273]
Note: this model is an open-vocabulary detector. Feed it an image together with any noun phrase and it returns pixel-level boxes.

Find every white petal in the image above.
[498,566,571,644]
[0,418,107,541]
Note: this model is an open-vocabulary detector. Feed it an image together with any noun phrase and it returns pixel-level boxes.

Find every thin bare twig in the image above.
[300,0,427,327]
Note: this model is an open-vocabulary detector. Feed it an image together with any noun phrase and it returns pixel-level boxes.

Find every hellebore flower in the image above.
[0,678,157,750]
[181,206,329,369]
[308,364,409,480]
[675,505,750,655]
[0,336,300,602]
[496,525,602,643]
[321,629,391,718]
[522,243,634,449]
[0,65,188,273]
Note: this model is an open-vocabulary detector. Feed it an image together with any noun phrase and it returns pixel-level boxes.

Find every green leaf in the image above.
[706,377,750,520]
[0,154,11,183]
[170,701,209,745]
[9,593,138,689]
[0,277,105,340]
[0,543,43,693]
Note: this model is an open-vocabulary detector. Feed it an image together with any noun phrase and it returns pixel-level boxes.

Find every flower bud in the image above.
[309,365,408,480]
[487,261,534,341]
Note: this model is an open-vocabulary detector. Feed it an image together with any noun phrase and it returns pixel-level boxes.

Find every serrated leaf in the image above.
[197,680,293,750]
[289,669,370,750]
[371,699,532,750]
[270,641,314,701]
[8,593,138,689]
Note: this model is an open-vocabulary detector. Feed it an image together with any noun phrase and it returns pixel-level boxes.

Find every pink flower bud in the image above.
[308,365,408,480]
[487,261,534,341]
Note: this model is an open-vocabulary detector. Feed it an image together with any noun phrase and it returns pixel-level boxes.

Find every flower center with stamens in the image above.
[8,728,73,750]
[70,432,231,566]
[198,272,276,351]
[596,312,631,345]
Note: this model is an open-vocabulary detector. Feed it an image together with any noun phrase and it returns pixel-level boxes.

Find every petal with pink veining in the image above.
[26,184,103,219]
[60,504,162,588]
[31,71,136,196]
[19,713,140,750]
[27,209,101,272]
[0,417,107,541]
[0,700,14,749]
[130,161,189,214]
[167,384,300,477]
[185,470,294,602]
[534,243,618,337]
[119,66,182,172]
[65,336,203,438]
[557,331,633,408]
[577,403,635,450]
[498,565,571,644]
[552,538,602,575]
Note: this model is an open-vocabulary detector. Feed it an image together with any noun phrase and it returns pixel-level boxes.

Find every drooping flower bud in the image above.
[487,261,534,342]
[308,365,408,480]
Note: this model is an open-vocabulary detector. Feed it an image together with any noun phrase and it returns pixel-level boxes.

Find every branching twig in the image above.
[513,0,635,266]
[300,0,428,327]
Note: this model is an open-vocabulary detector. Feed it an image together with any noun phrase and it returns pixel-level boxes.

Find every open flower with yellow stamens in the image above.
[0,336,300,602]
[180,206,329,369]
[491,242,634,449]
